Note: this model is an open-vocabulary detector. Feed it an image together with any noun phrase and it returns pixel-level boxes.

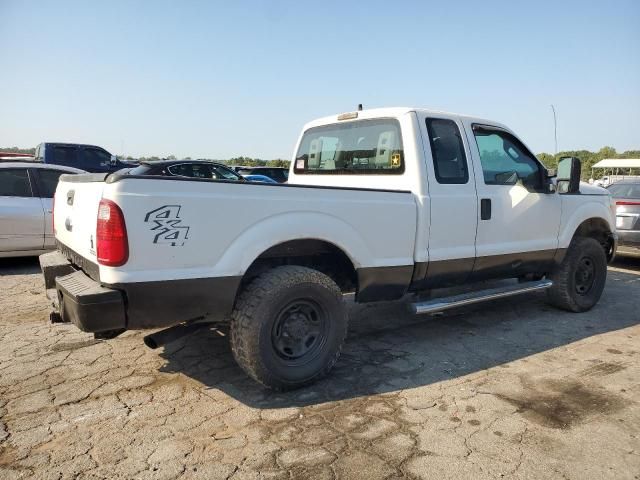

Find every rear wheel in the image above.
[230,266,348,390]
[547,237,607,312]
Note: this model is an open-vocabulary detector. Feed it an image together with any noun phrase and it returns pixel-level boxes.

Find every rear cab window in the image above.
[294,119,404,174]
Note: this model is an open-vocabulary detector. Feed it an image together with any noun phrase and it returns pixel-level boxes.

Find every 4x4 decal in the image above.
[144,205,190,246]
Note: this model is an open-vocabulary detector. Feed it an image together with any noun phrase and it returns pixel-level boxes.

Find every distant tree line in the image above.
[537,147,640,179]
[0,146,35,154]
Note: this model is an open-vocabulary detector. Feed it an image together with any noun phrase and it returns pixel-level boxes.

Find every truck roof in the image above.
[302,107,509,132]
[0,161,86,173]
[39,142,107,149]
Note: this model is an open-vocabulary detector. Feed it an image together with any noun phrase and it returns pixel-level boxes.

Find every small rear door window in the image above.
[425,118,469,184]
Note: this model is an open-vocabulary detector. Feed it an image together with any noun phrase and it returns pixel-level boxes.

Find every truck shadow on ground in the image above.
[0,257,41,276]
[159,256,640,409]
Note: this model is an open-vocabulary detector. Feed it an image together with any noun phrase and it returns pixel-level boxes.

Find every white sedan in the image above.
[0,162,85,257]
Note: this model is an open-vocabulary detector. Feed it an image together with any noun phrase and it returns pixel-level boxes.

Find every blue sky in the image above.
[1,0,638,159]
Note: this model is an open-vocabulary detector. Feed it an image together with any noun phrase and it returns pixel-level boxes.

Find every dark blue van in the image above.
[34,143,134,173]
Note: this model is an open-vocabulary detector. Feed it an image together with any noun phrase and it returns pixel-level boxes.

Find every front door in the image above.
[462,122,561,279]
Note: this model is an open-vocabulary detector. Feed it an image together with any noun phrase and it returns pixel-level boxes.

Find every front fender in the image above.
[558,198,615,248]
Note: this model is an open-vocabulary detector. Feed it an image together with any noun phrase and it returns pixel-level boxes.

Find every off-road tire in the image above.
[547,237,607,312]
[230,266,348,390]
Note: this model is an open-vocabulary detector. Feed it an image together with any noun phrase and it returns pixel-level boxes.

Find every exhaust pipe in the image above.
[143,322,209,349]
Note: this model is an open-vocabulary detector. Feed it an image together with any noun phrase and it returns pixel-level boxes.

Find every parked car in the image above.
[34,142,134,173]
[242,174,278,183]
[594,175,640,187]
[236,166,288,183]
[41,107,616,390]
[124,160,244,181]
[0,162,85,257]
[608,180,640,253]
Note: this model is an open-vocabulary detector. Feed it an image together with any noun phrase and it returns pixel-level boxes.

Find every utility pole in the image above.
[550,105,558,155]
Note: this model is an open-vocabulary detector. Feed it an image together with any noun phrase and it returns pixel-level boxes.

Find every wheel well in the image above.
[573,217,614,260]
[241,239,357,293]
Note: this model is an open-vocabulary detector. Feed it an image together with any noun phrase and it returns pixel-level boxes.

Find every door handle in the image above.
[480,198,491,220]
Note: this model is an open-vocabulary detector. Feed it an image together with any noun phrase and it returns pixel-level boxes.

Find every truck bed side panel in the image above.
[99,178,417,285]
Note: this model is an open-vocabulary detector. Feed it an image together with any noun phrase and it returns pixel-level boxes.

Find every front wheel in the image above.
[230,266,348,390]
[547,237,608,312]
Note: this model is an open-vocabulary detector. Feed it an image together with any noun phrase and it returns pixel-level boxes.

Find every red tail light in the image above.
[616,201,640,206]
[96,199,128,266]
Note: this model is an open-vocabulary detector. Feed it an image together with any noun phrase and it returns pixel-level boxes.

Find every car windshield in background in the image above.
[607,183,640,198]
[294,118,404,174]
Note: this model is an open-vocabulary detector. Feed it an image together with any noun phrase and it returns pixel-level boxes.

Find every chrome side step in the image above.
[411,279,553,315]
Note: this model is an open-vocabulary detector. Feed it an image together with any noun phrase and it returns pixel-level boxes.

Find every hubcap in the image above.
[575,256,596,295]
[271,300,327,361]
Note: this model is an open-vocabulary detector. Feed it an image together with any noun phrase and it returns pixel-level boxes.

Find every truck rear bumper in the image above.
[40,251,126,333]
[40,250,242,333]
[56,271,126,332]
[618,229,640,248]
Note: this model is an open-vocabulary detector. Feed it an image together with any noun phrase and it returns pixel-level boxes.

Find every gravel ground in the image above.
[0,255,639,479]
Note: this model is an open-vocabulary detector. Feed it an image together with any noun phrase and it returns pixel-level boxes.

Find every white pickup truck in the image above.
[40,107,618,390]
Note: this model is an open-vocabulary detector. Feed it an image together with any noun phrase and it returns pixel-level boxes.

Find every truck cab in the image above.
[34,142,133,173]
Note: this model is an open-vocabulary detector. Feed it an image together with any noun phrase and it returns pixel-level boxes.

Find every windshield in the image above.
[607,183,640,198]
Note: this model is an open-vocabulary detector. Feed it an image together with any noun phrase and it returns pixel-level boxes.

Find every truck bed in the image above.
[52,173,417,328]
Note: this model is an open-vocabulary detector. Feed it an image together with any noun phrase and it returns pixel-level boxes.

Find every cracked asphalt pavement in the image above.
[1,256,639,479]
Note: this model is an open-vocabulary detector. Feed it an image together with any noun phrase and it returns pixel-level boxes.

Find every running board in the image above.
[411,279,553,315]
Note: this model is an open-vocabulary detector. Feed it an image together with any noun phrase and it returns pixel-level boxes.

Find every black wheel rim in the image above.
[271,299,328,362]
[575,256,596,295]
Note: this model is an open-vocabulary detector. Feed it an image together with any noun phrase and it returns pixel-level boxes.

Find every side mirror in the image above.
[110,155,118,165]
[557,157,581,194]
[546,168,556,178]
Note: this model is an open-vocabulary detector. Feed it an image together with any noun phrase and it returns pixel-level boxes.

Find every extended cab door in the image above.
[415,114,478,287]
[462,122,561,279]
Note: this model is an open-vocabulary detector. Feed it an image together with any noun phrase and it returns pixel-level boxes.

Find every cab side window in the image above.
[83,148,111,169]
[0,169,33,197]
[36,169,68,198]
[168,164,196,177]
[426,118,469,184]
[473,127,542,189]
[52,146,77,166]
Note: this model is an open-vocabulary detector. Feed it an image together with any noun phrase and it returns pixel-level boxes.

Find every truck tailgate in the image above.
[53,174,107,265]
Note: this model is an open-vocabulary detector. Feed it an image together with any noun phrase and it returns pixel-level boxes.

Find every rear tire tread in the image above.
[230,265,347,391]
